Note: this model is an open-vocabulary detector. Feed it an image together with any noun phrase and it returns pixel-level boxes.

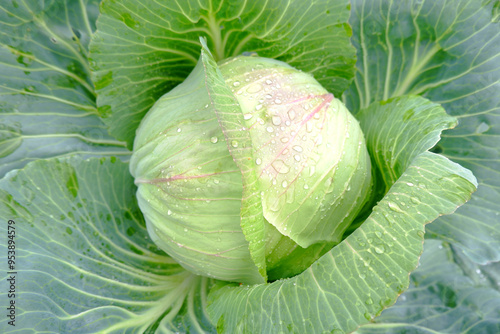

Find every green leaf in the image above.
[217,54,372,249]
[355,240,500,334]
[129,49,264,285]
[199,39,267,282]
[208,151,477,333]
[90,0,355,148]
[0,158,214,333]
[0,0,128,178]
[357,95,457,190]
[208,91,476,333]
[346,0,500,264]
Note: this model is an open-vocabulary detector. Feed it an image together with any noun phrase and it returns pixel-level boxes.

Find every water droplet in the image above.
[233,81,240,87]
[272,116,282,125]
[407,182,414,187]
[293,145,303,152]
[374,245,385,254]
[475,122,489,134]
[244,113,253,120]
[304,184,309,189]
[255,104,263,111]
[231,140,238,147]
[177,128,182,132]
[306,122,313,133]
[183,228,188,232]
[365,298,373,305]
[213,179,220,184]
[167,210,172,215]
[255,158,262,165]
[309,165,316,177]
[388,201,404,213]
[265,79,273,84]
[274,98,282,104]
[359,273,366,279]
[410,196,420,204]
[247,84,262,94]
[266,126,274,133]
[282,180,288,188]
[288,108,296,120]
[265,94,272,99]
[280,137,289,143]
[294,155,301,162]
[210,136,218,143]
[272,160,290,174]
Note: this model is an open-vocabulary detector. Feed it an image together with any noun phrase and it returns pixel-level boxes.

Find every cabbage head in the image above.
[130,48,372,284]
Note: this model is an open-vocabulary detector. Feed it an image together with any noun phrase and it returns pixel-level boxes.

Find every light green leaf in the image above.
[346,0,500,264]
[208,85,476,334]
[208,151,477,333]
[355,240,500,334]
[217,54,372,249]
[90,0,355,148]
[0,0,128,178]
[200,39,267,282]
[357,95,457,190]
[0,158,215,333]
[129,50,263,285]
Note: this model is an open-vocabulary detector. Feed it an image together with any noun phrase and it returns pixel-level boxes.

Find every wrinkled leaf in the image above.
[355,240,500,334]
[0,158,214,333]
[346,0,500,264]
[90,0,355,148]
[208,92,477,333]
[0,0,128,178]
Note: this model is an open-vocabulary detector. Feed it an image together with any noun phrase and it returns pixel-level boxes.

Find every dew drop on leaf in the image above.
[272,160,290,174]
[272,116,282,125]
[388,201,404,213]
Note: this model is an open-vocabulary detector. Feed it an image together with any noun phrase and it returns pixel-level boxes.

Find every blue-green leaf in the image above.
[346,0,500,265]
[0,158,214,333]
[355,240,500,334]
[0,0,129,178]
